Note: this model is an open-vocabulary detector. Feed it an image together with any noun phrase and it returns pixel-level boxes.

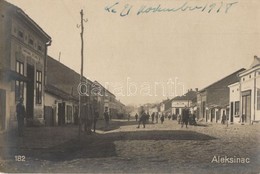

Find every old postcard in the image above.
[0,0,259,173]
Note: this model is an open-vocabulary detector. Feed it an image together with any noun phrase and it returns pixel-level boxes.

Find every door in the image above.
[242,91,251,123]
[26,64,34,119]
[0,89,6,130]
[230,102,234,123]
[58,102,65,125]
[211,109,215,122]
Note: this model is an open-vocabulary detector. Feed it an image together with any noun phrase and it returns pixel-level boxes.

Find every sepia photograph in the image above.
[0,0,259,173]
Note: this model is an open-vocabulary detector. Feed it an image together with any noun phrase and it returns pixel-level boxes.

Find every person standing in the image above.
[151,112,155,123]
[181,107,189,128]
[160,113,165,124]
[16,97,26,137]
[93,110,99,133]
[221,111,226,124]
[104,109,109,129]
[137,111,147,128]
[128,113,131,121]
[135,113,138,122]
[155,112,159,123]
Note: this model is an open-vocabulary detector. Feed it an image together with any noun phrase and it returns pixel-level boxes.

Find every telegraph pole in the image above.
[79,9,84,140]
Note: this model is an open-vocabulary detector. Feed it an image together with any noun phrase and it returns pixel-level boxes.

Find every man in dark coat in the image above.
[137,111,147,128]
[16,97,26,137]
[181,107,189,128]
[135,113,138,122]
[93,110,99,133]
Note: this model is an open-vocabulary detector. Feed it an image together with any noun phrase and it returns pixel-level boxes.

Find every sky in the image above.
[6,0,260,105]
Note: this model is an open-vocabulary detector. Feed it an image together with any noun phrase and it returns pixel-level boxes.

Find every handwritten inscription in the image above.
[105,1,238,17]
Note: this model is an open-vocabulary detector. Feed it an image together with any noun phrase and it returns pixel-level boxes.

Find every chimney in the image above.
[195,88,198,92]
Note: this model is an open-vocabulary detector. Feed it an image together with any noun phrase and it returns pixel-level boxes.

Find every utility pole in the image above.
[79,9,84,140]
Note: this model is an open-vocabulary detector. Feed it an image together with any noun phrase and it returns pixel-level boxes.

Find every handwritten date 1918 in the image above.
[105,1,238,17]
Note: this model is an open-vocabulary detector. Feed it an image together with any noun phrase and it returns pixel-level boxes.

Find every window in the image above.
[249,75,251,78]
[66,105,73,123]
[18,30,24,39]
[235,101,239,115]
[257,89,260,110]
[29,38,34,46]
[15,61,24,101]
[38,45,42,51]
[36,71,42,104]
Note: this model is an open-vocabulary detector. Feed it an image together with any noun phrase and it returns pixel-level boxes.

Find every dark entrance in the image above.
[0,89,6,130]
[211,109,215,122]
[242,90,251,124]
[230,102,234,123]
[58,102,65,125]
[26,64,34,120]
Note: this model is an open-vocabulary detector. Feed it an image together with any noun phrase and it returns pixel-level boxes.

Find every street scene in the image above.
[0,0,260,173]
[1,119,259,173]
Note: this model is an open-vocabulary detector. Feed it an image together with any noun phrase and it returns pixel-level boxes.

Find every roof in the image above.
[1,0,51,41]
[171,90,197,102]
[199,68,246,92]
[46,56,93,100]
[250,56,260,69]
[93,80,116,97]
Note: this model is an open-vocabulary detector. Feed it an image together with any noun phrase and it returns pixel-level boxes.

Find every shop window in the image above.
[36,70,42,104]
[66,105,73,123]
[15,61,24,101]
[235,101,239,115]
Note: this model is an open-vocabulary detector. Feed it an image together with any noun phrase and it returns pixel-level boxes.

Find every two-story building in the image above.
[171,89,197,116]
[0,0,51,131]
[228,56,260,124]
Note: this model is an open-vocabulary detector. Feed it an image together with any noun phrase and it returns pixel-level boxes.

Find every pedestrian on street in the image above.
[155,112,159,123]
[93,110,99,133]
[181,107,189,128]
[135,113,138,122]
[128,113,131,121]
[221,111,226,124]
[151,112,155,123]
[16,97,26,137]
[160,114,165,124]
[104,109,110,129]
[177,114,182,124]
[137,111,147,128]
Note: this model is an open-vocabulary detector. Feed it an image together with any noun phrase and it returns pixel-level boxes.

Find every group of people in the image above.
[134,106,197,129]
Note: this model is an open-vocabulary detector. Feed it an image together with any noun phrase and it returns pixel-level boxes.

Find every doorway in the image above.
[230,102,234,123]
[58,102,65,125]
[26,64,34,119]
[242,90,251,123]
[0,89,6,130]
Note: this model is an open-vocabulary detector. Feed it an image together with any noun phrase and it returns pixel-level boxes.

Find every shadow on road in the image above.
[13,130,216,162]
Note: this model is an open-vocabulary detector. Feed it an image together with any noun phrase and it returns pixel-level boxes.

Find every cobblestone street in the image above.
[0,119,259,173]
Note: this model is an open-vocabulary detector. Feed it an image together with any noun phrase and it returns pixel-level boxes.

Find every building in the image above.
[159,99,170,115]
[233,56,260,124]
[197,69,245,123]
[44,56,86,126]
[171,89,197,116]
[0,0,51,131]
[228,82,240,123]
[92,81,125,119]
